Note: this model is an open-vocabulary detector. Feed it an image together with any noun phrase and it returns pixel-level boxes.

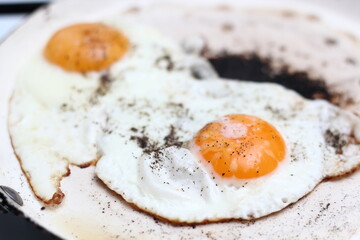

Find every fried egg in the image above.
[8,21,216,204]
[95,75,360,223]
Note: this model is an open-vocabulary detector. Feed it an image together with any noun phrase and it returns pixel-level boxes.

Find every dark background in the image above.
[0,211,57,239]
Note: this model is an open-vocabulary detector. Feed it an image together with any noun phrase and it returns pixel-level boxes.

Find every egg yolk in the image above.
[44,23,128,72]
[192,114,286,179]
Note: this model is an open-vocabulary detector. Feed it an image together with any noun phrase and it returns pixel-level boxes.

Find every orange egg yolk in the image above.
[44,23,128,72]
[192,114,286,179]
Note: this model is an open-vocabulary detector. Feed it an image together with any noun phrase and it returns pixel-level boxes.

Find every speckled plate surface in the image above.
[1,0,360,239]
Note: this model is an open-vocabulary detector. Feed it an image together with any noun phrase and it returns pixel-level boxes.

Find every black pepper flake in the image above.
[155,55,175,71]
[324,130,348,154]
[163,125,183,147]
[324,38,338,46]
[60,103,68,111]
[130,135,149,149]
[130,127,138,132]
[314,202,331,222]
[96,72,113,96]
[221,23,234,32]
[345,57,357,65]
[89,72,114,105]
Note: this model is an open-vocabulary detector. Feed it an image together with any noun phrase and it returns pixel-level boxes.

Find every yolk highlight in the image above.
[44,23,128,72]
[193,114,286,179]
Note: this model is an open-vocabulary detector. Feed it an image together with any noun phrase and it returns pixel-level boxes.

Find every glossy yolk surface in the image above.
[193,114,286,179]
[44,23,128,72]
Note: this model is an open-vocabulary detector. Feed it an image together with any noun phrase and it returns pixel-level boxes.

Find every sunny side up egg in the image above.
[8,20,216,204]
[95,75,360,223]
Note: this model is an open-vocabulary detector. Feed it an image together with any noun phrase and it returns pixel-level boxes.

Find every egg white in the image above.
[95,75,360,223]
[8,20,215,203]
